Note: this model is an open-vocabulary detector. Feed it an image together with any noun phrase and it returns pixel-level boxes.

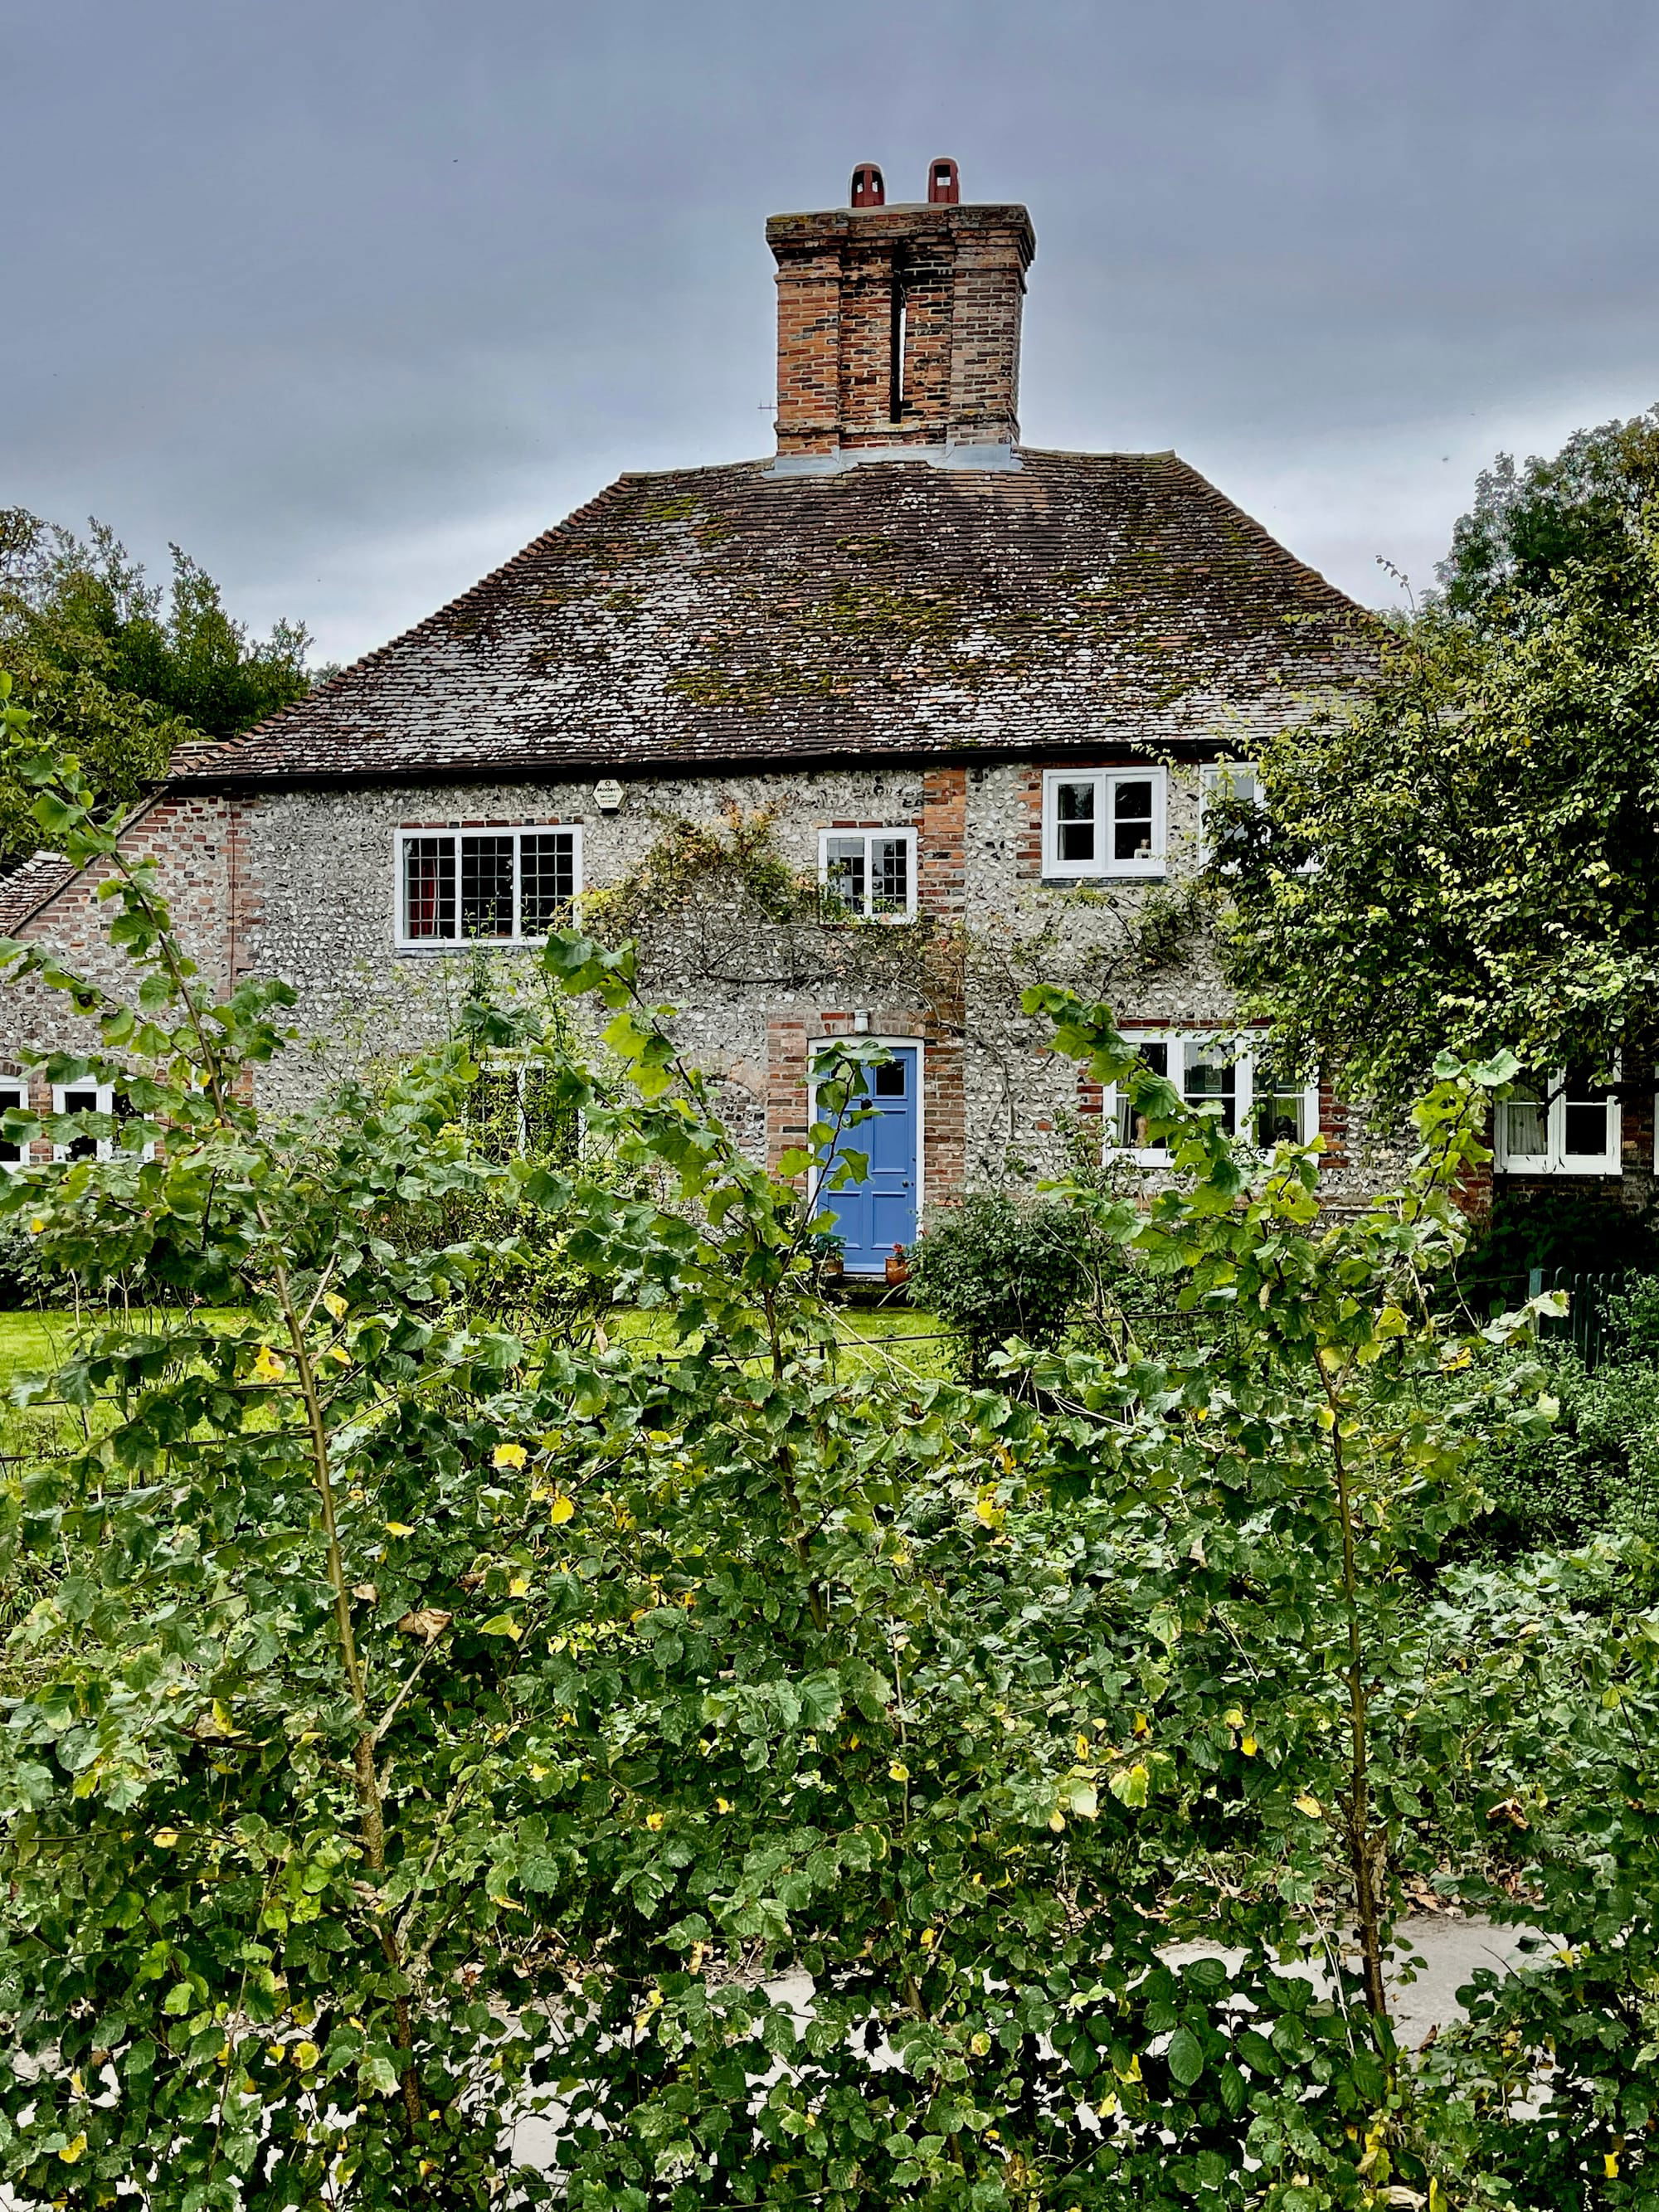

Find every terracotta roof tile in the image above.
[172,449,1374,791]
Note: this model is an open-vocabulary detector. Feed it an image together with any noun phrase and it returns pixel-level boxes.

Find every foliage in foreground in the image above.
[0,725,1657,2206]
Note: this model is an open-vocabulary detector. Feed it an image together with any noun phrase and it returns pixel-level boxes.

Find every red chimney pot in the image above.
[850,163,885,208]
[927,157,960,205]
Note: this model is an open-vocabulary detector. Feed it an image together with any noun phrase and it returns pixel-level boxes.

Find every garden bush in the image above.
[907,1189,1088,1377]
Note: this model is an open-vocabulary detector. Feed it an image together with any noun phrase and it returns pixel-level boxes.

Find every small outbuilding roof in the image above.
[170,449,1371,792]
[0,850,78,936]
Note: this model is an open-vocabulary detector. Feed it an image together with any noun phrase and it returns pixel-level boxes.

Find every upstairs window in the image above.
[1107,1032,1317,1162]
[1199,760,1264,862]
[1496,1067,1621,1175]
[1044,768,1166,878]
[397,827,581,948]
[819,829,917,920]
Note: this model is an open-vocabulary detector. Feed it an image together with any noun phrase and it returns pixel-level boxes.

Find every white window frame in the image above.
[1199,759,1264,864]
[816,829,918,921]
[468,1057,581,1161]
[1043,767,1167,880]
[1103,1030,1320,1164]
[51,1080,116,1164]
[394,825,583,950]
[1496,1067,1622,1176]
[0,1078,29,1172]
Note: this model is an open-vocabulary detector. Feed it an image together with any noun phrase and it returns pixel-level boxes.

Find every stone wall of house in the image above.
[220,756,1409,1213]
[0,792,247,1150]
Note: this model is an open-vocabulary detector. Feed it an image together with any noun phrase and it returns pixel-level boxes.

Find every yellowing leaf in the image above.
[492,1441,528,1470]
[384,1521,416,1539]
[1132,1712,1150,1738]
[549,1494,576,1525]
[1295,1794,1323,1819]
[153,1828,179,1847]
[970,2030,991,2056]
[27,1218,44,1235]
[919,1927,936,1949]
[888,1759,911,1782]
[645,1812,664,1831]
[1606,2154,1620,2179]
[508,1573,531,1597]
[974,1492,1005,1529]
[1048,1810,1067,1831]
[480,1613,523,1642]
[1241,1734,1258,1757]
[293,2040,320,2071]
[1223,1708,1244,1729]
[1109,1762,1151,1810]
[715,1796,732,1815]
[251,1345,286,1383]
[60,2132,87,2163]
[322,1291,348,1320]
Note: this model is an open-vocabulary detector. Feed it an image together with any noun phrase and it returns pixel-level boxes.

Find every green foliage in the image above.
[907,1190,1091,1378]
[1457,1276,1659,1557]
[1221,416,1659,1096]
[581,804,808,941]
[0,508,315,868]
[0,693,1653,2206]
[1437,404,1659,624]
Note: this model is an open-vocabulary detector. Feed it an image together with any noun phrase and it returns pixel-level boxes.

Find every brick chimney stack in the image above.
[766,162,1036,472]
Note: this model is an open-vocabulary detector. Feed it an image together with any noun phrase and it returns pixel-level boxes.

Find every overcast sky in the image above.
[7,0,1659,664]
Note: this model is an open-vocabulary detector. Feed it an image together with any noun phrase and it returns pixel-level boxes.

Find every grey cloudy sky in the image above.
[7,0,1659,664]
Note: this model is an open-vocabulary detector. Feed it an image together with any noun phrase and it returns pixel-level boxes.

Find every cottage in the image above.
[9,161,1566,1271]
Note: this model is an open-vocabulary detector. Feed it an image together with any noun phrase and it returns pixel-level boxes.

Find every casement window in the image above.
[51,1081,115,1163]
[1496,1067,1621,1175]
[0,1080,27,1170]
[1199,760,1264,861]
[397,827,581,948]
[818,829,917,920]
[1043,768,1166,878]
[1107,1032,1318,1163]
[469,1062,580,1164]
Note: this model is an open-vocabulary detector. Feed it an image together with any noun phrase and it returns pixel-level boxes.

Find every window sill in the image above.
[394,939,546,956]
[1496,1163,1623,1179]
[1041,873,1168,889]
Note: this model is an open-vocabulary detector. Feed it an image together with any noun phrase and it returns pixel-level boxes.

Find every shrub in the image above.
[907,1190,1088,1378]
[1459,1338,1659,1556]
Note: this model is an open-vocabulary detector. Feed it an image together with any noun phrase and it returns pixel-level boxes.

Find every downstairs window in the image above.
[1107,1033,1318,1161]
[1495,1067,1621,1174]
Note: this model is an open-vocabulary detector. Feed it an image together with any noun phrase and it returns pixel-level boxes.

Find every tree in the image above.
[1219,491,1659,1102]
[1437,405,1659,625]
[0,509,316,870]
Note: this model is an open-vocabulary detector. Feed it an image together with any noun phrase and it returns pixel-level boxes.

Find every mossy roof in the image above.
[173,449,1374,790]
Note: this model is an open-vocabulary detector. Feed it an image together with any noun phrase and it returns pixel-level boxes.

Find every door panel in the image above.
[815,1046,919,1273]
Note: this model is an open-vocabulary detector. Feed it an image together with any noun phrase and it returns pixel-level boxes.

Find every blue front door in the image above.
[816,1045,920,1274]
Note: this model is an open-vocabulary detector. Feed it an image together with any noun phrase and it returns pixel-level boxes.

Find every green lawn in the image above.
[0,1300,958,1407]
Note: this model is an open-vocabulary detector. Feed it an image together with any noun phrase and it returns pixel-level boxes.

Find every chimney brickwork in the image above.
[766,190,1035,463]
